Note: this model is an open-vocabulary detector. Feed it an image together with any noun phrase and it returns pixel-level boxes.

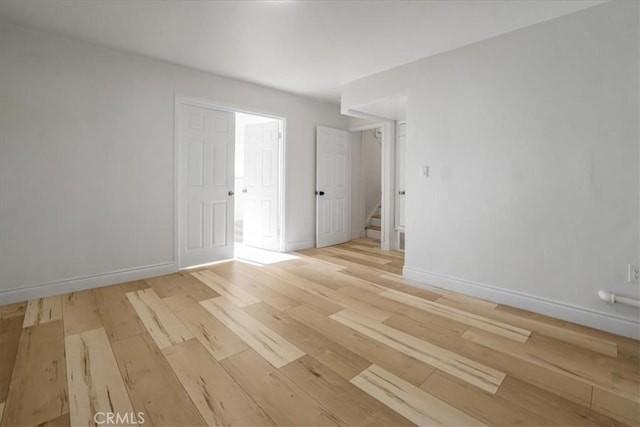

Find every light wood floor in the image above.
[0,239,638,426]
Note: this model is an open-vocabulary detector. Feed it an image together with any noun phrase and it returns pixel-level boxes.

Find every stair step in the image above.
[365,225,381,231]
[370,217,381,227]
[365,227,381,240]
[371,214,381,219]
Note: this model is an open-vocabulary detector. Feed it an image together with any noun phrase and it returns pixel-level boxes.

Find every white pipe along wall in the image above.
[341,1,640,338]
[598,291,640,309]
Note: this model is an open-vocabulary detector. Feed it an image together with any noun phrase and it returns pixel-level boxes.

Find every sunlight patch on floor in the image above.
[234,243,299,265]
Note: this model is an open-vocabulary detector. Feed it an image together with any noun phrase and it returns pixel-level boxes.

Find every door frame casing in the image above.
[174,94,288,268]
[348,120,397,251]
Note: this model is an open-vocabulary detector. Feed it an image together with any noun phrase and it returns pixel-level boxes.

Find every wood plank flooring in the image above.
[351,364,484,426]
[0,238,638,426]
[65,327,134,426]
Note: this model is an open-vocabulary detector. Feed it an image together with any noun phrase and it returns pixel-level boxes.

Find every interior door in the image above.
[243,121,280,251]
[179,103,235,267]
[316,126,350,248]
[395,122,407,229]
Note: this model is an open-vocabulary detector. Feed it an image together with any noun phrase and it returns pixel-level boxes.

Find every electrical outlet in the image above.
[629,264,640,282]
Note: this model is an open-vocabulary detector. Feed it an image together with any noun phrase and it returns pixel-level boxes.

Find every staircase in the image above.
[365,208,381,240]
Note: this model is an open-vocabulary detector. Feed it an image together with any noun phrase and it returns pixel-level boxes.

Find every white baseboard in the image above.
[286,239,316,252]
[0,262,177,305]
[351,230,366,239]
[403,265,640,340]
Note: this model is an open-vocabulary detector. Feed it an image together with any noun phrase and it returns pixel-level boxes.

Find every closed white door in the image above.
[243,121,280,251]
[395,122,407,229]
[179,103,235,267]
[316,126,350,248]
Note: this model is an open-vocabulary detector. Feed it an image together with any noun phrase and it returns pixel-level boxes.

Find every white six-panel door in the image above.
[316,126,350,248]
[179,103,235,267]
[243,121,280,251]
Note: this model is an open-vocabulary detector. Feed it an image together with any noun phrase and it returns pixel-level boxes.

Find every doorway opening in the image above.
[234,112,285,262]
[175,96,288,269]
[360,128,383,244]
[348,120,398,251]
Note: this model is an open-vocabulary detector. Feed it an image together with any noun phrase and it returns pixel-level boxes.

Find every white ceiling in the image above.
[0,0,605,103]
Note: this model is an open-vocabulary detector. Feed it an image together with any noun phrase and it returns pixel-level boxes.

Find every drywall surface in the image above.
[342,1,640,336]
[350,131,365,238]
[0,24,347,302]
[361,129,381,219]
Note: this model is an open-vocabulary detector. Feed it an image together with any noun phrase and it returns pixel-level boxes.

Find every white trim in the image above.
[174,94,288,263]
[278,119,287,253]
[345,109,389,123]
[175,95,285,121]
[0,262,177,305]
[286,239,316,252]
[348,121,387,133]
[394,122,407,232]
[173,98,181,267]
[381,121,396,250]
[403,265,640,339]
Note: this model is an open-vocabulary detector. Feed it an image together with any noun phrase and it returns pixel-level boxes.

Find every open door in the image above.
[242,121,280,251]
[316,126,350,248]
[178,102,235,267]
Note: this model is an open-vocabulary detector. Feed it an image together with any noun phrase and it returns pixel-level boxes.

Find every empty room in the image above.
[0,1,638,426]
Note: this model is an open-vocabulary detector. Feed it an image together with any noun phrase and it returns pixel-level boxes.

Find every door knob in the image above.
[315,191,325,196]
[228,191,234,196]
[398,190,406,195]
[242,188,248,193]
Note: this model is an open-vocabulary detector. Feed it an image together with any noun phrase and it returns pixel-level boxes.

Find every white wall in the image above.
[0,24,348,303]
[361,130,382,219]
[350,131,364,239]
[341,2,640,337]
